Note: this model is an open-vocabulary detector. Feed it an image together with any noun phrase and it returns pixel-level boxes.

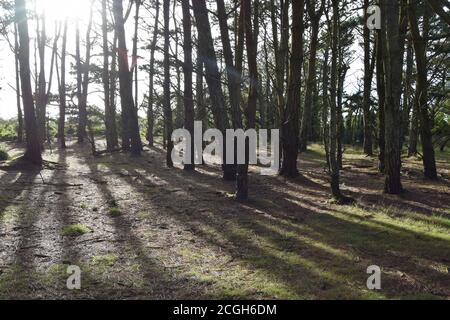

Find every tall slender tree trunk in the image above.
[77,6,93,143]
[113,0,142,156]
[13,21,23,143]
[163,0,174,166]
[329,0,343,200]
[192,0,235,180]
[36,13,46,144]
[236,0,259,200]
[300,0,323,152]
[103,0,118,151]
[147,0,160,147]
[182,0,195,171]
[110,34,118,147]
[279,0,303,178]
[408,0,437,179]
[376,26,386,173]
[58,20,68,149]
[322,42,331,171]
[216,0,242,129]
[131,0,141,112]
[15,0,42,165]
[401,42,413,148]
[362,0,374,156]
[382,0,405,194]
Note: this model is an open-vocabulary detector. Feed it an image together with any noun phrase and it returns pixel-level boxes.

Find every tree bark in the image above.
[408,0,437,179]
[15,0,42,165]
[329,0,343,200]
[300,0,323,152]
[163,0,174,165]
[77,6,93,143]
[58,20,68,149]
[103,0,118,151]
[376,26,386,173]
[381,0,405,194]
[113,0,142,156]
[13,20,23,143]
[192,0,235,180]
[279,0,303,178]
[362,0,374,156]
[236,0,259,200]
[182,0,195,171]
[147,0,160,147]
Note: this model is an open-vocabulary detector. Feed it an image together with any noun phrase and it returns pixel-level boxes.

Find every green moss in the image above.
[62,224,92,236]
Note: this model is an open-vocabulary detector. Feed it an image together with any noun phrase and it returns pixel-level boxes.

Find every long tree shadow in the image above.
[93,148,449,298]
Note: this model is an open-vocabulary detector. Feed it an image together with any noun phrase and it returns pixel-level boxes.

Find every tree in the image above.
[381,0,406,194]
[362,0,374,156]
[103,0,118,151]
[279,0,303,178]
[58,19,68,149]
[299,0,323,152]
[15,0,42,165]
[77,5,93,143]
[329,0,344,201]
[162,0,174,166]
[182,0,195,171]
[236,0,259,200]
[36,11,46,143]
[146,0,160,147]
[113,0,142,156]
[192,0,235,180]
[408,0,437,179]
[13,19,23,143]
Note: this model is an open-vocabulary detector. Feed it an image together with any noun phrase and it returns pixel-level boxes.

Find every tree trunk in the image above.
[36,13,46,144]
[15,0,42,165]
[77,7,93,143]
[113,0,142,156]
[147,0,160,147]
[163,0,174,166]
[362,0,374,156]
[300,0,323,152]
[216,0,242,129]
[408,0,437,179]
[103,0,118,151]
[58,20,68,149]
[322,41,331,171]
[182,0,195,171]
[401,42,413,148]
[382,0,404,194]
[236,0,259,200]
[329,0,343,200]
[192,0,235,180]
[376,26,386,173]
[279,0,303,178]
[13,20,23,143]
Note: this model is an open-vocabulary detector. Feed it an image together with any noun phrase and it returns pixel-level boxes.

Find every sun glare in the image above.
[36,0,92,22]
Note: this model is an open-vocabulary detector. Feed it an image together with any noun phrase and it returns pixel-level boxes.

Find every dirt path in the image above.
[0,141,449,299]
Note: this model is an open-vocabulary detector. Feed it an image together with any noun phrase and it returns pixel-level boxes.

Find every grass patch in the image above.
[91,254,119,267]
[108,207,122,216]
[61,224,92,236]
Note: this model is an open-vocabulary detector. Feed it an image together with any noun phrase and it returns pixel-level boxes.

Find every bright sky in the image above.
[0,0,363,120]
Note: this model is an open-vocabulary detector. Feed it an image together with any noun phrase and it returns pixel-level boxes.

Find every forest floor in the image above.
[0,140,449,300]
